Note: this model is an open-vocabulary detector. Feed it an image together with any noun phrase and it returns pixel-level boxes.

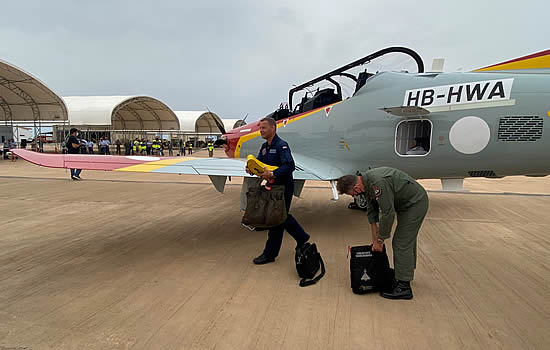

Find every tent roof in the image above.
[222,119,247,131]
[0,59,68,123]
[174,111,224,133]
[64,96,179,130]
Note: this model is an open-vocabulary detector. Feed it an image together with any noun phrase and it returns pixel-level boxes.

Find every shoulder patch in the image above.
[282,145,288,149]
[372,185,382,197]
[262,148,266,155]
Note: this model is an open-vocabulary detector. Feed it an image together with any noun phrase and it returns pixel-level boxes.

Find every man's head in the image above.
[70,128,78,135]
[336,175,364,196]
[259,117,277,140]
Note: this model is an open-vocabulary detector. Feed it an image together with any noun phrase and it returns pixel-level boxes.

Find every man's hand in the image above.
[245,166,254,176]
[372,240,384,252]
[259,166,273,180]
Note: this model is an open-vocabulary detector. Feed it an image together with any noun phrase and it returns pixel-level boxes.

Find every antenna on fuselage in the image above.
[431,58,445,72]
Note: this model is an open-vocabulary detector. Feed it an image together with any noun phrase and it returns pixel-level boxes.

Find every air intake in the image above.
[498,116,543,141]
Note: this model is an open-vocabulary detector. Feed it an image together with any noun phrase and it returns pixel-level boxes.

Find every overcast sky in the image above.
[1,0,547,120]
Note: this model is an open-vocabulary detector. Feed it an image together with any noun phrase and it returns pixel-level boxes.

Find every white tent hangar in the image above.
[175,111,225,133]
[222,119,247,131]
[0,59,68,138]
[63,96,179,131]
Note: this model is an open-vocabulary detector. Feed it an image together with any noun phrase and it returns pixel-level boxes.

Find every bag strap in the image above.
[299,254,326,287]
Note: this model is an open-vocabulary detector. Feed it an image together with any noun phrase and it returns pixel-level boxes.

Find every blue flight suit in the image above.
[257,134,310,258]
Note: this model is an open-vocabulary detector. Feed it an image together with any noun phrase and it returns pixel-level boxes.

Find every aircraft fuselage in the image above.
[225,71,550,180]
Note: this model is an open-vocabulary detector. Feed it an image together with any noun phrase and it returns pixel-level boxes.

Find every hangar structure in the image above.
[54,95,181,142]
[54,104,237,143]
[0,59,68,142]
[1,58,246,147]
[175,111,244,134]
[54,103,246,144]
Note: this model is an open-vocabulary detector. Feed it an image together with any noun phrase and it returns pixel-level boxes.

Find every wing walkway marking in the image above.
[115,157,199,172]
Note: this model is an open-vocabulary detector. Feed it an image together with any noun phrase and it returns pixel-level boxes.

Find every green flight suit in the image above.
[361,167,429,281]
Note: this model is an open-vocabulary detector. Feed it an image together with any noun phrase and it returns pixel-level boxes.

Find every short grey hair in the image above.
[260,117,276,127]
[336,175,358,194]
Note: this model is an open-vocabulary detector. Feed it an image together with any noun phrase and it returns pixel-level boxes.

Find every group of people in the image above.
[128,137,179,156]
[64,136,204,157]
[65,137,113,155]
[246,117,429,300]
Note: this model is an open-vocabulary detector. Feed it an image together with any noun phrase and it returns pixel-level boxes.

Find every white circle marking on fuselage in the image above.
[449,116,491,154]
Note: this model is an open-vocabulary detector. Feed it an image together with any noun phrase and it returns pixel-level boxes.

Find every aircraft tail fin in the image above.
[474,49,550,73]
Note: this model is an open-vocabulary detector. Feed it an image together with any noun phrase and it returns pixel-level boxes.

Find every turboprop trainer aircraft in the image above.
[13,47,550,200]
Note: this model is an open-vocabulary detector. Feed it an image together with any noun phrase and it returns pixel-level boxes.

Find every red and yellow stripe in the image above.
[233,102,341,158]
[474,49,550,72]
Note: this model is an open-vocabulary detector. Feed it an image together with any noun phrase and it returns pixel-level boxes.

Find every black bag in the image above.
[349,245,394,294]
[295,242,325,287]
[242,185,287,229]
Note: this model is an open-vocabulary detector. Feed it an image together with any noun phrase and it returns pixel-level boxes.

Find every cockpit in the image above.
[267,46,425,121]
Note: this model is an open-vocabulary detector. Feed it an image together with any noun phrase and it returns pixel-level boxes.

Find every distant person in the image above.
[87,139,94,154]
[146,139,153,155]
[168,141,173,156]
[3,139,9,159]
[21,139,27,149]
[208,142,214,157]
[116,139,121,155]
[152,137,161,155]
[140,139,146,155]
[180,139,186,156]
[99,138,105,155]
[67,128,83,180]
[104,138,111,155]
[80,138,88,154]
[188,143,193,155]
[9,139,17,161]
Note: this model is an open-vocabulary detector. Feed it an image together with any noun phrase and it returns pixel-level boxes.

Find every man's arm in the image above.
[366,199,385,251]
[374,180,395,240]
[272,144,295,178]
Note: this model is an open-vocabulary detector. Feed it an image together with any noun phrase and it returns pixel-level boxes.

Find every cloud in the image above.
[0,0,547,120]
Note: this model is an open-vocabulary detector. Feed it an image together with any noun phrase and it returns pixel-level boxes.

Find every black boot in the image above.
[253,253,275,265]
[381,280,413,300]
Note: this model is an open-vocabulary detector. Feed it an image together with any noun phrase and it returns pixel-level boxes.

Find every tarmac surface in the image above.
[0,149,549,349]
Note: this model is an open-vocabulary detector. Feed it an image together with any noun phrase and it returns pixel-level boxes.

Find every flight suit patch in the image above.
[372,185,382,197]
[269,149,277,154]
[262,148,266,155]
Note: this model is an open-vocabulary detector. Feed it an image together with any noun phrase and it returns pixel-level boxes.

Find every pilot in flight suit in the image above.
[248,117,310,264]
[337,167,429,299]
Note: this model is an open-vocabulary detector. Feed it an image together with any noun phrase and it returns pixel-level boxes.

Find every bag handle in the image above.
[299,254,326,287]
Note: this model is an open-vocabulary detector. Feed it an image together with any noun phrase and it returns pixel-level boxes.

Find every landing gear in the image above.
[348,193,368,211]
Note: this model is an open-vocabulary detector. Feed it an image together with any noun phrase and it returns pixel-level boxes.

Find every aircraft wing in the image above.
[12,149,326,181]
